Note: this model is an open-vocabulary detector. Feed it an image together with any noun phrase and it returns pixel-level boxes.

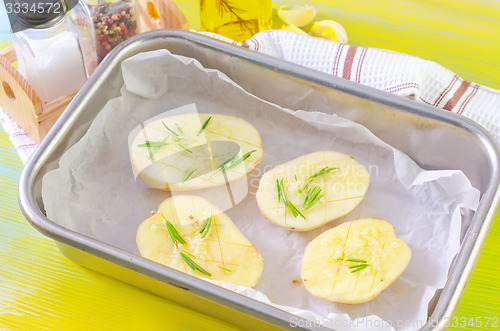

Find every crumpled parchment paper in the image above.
[42,50,480,330]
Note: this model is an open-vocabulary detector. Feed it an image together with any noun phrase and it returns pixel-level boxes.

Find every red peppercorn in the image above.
[108,18,114,24]
[101,41,108,47]
[116,13,121,20]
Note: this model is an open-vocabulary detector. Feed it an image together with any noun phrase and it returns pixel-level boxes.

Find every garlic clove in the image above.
[309,20,348,43]
[280,25,308,35]
[277,5,317,28]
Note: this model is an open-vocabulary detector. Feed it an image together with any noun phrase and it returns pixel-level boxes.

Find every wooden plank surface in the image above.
[1,1,500,330]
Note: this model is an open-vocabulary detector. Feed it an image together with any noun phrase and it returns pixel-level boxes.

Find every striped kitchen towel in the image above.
[1,29,499,164]
[207,30,499,141]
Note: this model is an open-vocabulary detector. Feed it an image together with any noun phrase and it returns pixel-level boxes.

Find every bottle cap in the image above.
[16,0,67,28]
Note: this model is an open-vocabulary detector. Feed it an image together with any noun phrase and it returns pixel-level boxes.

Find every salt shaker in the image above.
[11,0,96,104]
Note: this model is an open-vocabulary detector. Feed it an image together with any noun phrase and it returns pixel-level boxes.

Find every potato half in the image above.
[256,151,369,231]
[301,218,411,304]
[131,113,263,191]
[136,195,264,287]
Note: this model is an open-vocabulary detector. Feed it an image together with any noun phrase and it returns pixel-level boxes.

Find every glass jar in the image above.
[86,0,139,62]
[11,0,94,104]
[69,0,99,76]
[200,0,272,42]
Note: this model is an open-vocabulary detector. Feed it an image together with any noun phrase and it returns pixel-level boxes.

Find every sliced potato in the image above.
[301,218,411,304]
[131,113,263,191]
[256,151,369,231]
[136,195,264,287]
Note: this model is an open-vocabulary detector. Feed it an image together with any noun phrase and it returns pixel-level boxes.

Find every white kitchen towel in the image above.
[1,29,499,164]
[0,106,37,163]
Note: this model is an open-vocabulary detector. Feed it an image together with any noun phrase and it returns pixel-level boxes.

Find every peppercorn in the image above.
[90,0,138,62]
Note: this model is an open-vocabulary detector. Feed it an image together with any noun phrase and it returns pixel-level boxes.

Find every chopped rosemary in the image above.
[336,258,368,263]
[277,179,281,202]
[294,174,298,181]
[336,258,370,273]
[349,264,370,273]
[217,266,232,272]
[178,143,193,153]
[309,166,338,179]
[299,179,313,194]
[182,169,196,183]
[217,150,256,173]
[182,250,195,257]
[175,123,184,135]
[197,116,212,136]
[138,135,171,160]
[137,141,169,148]
[298,166,338,193]
[199,213,212,239]
[276,178,306,219]
[302,186,324,211]
[179,251,211,277]
[160,121,193,153]
[162,121,182,139]
[161,214,186,245]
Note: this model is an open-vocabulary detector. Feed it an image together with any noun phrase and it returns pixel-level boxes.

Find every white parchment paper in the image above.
[42,50,480,330]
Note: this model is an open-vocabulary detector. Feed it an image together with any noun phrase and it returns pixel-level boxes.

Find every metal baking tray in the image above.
[19,30,500,330]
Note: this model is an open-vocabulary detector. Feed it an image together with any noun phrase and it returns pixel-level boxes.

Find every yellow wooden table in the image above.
[1,1,499,330]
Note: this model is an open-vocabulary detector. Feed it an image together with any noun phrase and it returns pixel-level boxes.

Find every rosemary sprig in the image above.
[179,251,211,277]
[197,116,212,136]
[217,150,256,173]
[161,214,186,245]
[310,166,338,179]
[302,186,324,211]
[199,213,212,239]
[182,169,196,183]
[217,266,232,272]
[336,258,371,273]
[276,178,306,219]
[216,0,258,34]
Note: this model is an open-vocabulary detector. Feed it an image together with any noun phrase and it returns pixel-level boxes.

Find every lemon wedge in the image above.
[278,5,317,27]
[309,20,348,43]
